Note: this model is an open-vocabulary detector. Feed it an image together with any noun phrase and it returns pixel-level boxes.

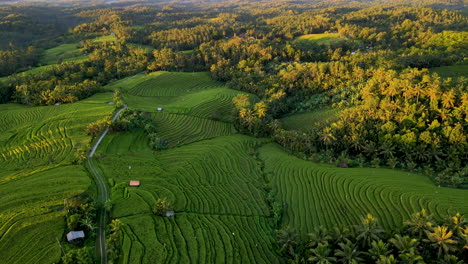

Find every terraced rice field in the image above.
[0,93,114,263]
[431,64,468,79]
[39,43,83,65]
[258,143,468,232]
[280,108,341,131]
[95,135,279,263]
[91,70,468,263]
[152,112,236,147]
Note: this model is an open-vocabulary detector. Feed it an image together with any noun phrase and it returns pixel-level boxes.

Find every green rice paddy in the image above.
[431,64,468,79]
[1,69,467,263]
[294,33,348,46]
[280,108,341,131]
[39,43,84,65]
[0,93,114,263]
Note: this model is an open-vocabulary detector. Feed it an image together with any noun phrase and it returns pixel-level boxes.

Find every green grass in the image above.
[280,108,341,131]
[295,33,347,46]
[92,35,117,43]
[40,43,84,65]
[431,64,468,79]
[258,143,468,232]
[0,93,114,263]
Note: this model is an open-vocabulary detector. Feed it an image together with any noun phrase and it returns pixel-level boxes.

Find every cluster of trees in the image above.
[64,194,97,238]
[0,45,38,76]
[276,210,468,263]
[61,194,96,263]
[269,66,467,187]
[111,109,167,150]
[153,198,172,216]
[107,219,123,263]
[2,41,148,105]
[148,24,221,50]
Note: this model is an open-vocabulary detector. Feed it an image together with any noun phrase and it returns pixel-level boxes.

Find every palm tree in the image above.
[377,254,397,264]
[367,240,391,261]
[404,209,433,238]
[277,227,299,259]
[356,214,384,248]
[425,226,458,258]
[441,90,456,109]
[308,243,336,264]
[331,225,353,244]
[448,213,466,237]
[389,234,419,254]
[80,216,96,232]
[308,226,332,248]
[334,239,364,264]
[398,248,424,264]
[437,255,464,264]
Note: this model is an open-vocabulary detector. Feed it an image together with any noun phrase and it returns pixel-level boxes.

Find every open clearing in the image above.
[294,33,348,46]
[431,64,468,79]
[280,108,341,131]
[39,43,84,65]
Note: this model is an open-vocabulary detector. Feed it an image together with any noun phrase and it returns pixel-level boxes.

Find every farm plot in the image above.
[280,108,341,131]
[152,112,236,147]
[258,143,468,232]
[127,72,223,97]
[0,165,92,264]
[0,93,114,263]
[95,135,280,263]
[39,43,83,65]
[0,93,114,171]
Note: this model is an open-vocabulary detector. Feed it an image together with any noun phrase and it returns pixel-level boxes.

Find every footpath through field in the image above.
[87,105,126,263]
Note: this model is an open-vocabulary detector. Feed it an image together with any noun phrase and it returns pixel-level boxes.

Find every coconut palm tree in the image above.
[356,214,384,248]
[367,240,391,261]
[425,226,458,258]
[308,243,336,264]
[308,226,332,248]
[437,255,464,264]
[404,209,433,238]
[448,213,466,237]
[80,216,96,232]
[334,239,363,264]
[389,234,419,254]
[277,227,299,259]
[377,254,397,264]
[398,248,424,264]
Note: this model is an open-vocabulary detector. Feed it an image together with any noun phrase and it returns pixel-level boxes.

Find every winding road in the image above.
[87,105,126,263]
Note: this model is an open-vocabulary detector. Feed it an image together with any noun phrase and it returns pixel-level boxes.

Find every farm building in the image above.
[66,231,85,243]
[157,107,163,111]
[166,210,175,218]
[129,180,140,187]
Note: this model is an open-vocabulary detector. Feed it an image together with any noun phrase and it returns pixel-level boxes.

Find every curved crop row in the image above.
[258,143,468,232]
[152,112,236,147]
[128,72,222,97]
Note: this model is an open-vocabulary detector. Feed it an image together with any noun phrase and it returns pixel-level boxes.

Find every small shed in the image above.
[129,180,140,187]
[157,107,163,111]
[107,101,115,105]
[166,210,175,218]
[66,231,85,243]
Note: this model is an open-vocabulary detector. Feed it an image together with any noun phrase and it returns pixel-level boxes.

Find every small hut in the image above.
[66,231,85,243]
[157,107,163,111]
[129,180,140,187]
[166,210,175,218]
